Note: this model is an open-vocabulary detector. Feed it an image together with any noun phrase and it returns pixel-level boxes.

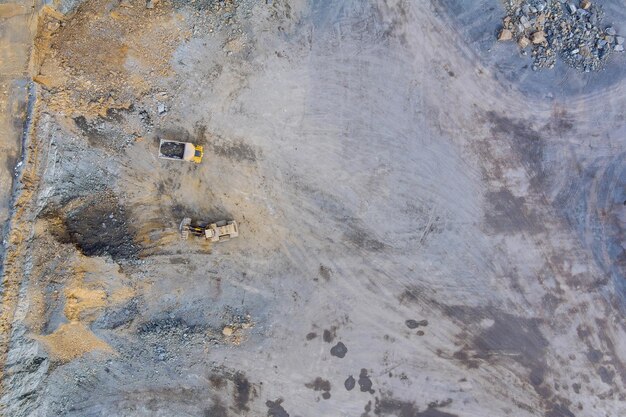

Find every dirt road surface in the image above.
[1,0,625,416]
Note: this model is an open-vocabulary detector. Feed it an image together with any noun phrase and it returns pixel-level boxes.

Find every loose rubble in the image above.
[498,0,624,71]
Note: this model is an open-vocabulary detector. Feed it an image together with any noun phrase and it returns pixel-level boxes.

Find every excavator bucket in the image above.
[179,217,191,240]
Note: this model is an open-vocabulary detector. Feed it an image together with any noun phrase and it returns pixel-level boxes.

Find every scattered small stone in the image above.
[531,31,546,44]
[498,28,513,41]
[157,103,167,114]
[518,37,530,48]
[567,3,577,14]
[222,326,233,336]
[499,0,624,72]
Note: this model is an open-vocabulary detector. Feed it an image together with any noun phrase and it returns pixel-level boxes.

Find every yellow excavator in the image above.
[180,218,239,242]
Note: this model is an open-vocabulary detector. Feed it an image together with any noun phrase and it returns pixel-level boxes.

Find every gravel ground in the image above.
[0,1,625,417]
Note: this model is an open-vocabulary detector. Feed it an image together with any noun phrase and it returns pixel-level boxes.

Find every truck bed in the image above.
[159,141,186,159]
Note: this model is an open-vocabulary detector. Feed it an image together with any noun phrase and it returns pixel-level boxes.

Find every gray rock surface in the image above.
[1,1,625,417]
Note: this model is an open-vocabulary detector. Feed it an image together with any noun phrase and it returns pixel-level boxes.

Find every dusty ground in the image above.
[0,0,41,254]
[1,0,625,416]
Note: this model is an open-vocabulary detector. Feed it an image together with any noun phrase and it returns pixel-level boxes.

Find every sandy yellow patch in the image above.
[37,322,114,362]
[110,286,135,304]
[64,287,107,321]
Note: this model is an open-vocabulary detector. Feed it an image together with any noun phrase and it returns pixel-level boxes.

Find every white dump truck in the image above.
[158,140,203,163]
[180,218,239,242]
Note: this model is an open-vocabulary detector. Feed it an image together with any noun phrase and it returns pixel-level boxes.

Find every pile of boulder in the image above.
[498,0,624,71]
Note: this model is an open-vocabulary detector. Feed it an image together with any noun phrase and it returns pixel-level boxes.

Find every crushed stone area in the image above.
[498,0,624,71]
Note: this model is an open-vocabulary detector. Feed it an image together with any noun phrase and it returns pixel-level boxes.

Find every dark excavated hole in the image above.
[44,192,139,261]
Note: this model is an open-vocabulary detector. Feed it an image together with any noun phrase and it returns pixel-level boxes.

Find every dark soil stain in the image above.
[398,286,421,304]
[414,408,459,417]
[170,203,232,230]
[358,369,374,393]
[306,332,317,340]
[543,108,575,137]
[428,399,453,409]
[586,349,602,363]
[233,372,251,412]
[74,115,107,145]
[546,403,576,417]
[298,185,386,252]
[452,349,479,369]
[474,312,547,368]
[373,396,457,417]
[374,397,419,417]
[345,375,356,391]
[92,297,138,329]
[323,326,337,343]
[156,127,197,145]
[169,257,188,265]
[542,293,563,314]
[598,366,615,385]
[346,225,386,251]
[595,318,626,384]
[405,319,428,329]
[210,135,258,162]
[45,191,139,261]
[209,374,226,389]
[330,342,348,358]
[444,305,549,393]
[486,111,545,187]
[204,401,228,417]
[137,317,206,337]
[266,399,289,417]
[319,264,332,281]
[484,188,542,234]
[305,377,331,393]
[4,152,18,176]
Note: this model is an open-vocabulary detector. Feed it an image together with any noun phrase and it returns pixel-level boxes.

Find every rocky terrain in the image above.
[498,0,625,71]
[0,0,625,416]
